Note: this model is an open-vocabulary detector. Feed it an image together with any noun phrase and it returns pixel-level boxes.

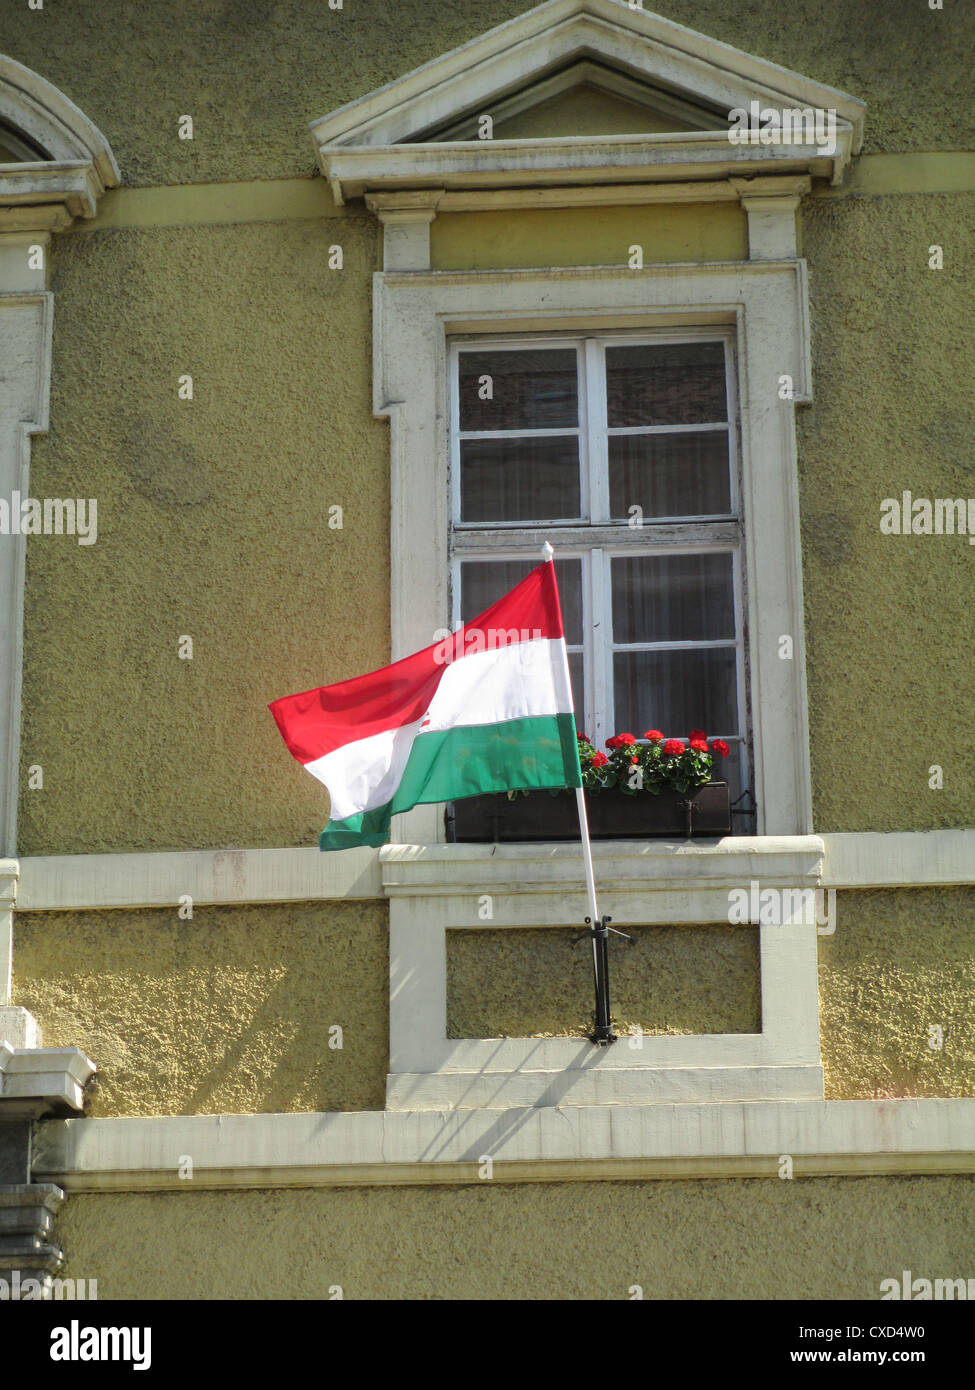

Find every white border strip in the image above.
[32,1098,975,1191]
[822,831,975,888]
[15,845,381,911]
[13,830,974,912]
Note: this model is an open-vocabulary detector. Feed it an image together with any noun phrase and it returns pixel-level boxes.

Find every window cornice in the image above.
[0,54,119,230]
[309,0,866,205]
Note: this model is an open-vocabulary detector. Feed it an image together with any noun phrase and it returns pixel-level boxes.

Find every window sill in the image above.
[380,834,825,910]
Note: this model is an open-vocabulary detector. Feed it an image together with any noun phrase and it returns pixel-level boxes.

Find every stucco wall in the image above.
[2,0,971,187]
[12,902,389,1116]
[820,888,975,1100]
[799,193,975,832]
[17,213,387,856]
[56,1174,975,1299]
[447,923,760,1038]
[13,887,974,1116]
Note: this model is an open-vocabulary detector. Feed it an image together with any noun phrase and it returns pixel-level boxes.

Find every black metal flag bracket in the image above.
[573,915,633,1045]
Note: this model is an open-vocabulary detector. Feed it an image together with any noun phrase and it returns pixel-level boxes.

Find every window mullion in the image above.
[590,548,611,745]
[584,338,609,525]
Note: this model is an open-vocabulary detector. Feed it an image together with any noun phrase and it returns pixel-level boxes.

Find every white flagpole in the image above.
[542,542,605,1026]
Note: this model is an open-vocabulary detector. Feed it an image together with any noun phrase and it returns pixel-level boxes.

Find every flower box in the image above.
[450,781,731,843]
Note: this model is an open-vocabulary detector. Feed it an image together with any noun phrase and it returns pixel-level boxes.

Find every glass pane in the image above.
[613,647,739,737]
[458,349,578,431]
[460,436,581,523]
[609,431,732,519]
[612,554,735,644]
[460,558,583,644]
[606,342,727,426]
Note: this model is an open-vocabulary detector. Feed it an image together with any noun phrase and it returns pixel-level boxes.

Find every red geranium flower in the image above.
[630,755,639,764]
[577,732,589,742]
[606,735,620,750]
[688,738,709,753]
[710,739,730,758]
[688,728,707,741]
[617,733,636,746]
[591,751,609,768]
[644,729,664,742]
[663,738,685,755]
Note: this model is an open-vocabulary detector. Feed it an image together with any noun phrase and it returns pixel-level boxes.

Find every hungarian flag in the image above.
[269,559,582,850]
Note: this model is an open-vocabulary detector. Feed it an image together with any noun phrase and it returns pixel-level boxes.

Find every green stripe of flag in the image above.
[319,713,580,850]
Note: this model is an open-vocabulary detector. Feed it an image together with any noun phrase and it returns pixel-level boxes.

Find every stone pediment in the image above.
[310,0,866,204]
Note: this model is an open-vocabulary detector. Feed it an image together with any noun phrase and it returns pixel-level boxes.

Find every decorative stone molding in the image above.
[310,0,865,204]
[0,1037,95,1119]
[0,288,52,862]
[0,859,15,1005]
[0,1183,64,1294]
[0,1039,88,1293]
[731,174,810,258]
[381,837,825,1111]
[0,53,119,231]
[0,1005,39,1050]
[365,192,441,271]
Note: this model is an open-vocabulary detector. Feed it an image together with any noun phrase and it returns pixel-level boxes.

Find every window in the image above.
[449,330,750,806]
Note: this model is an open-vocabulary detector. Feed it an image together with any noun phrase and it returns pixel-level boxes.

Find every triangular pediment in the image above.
[425,60,724,142]
[310,0,866,202]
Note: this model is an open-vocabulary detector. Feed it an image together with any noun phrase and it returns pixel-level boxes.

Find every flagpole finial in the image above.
[542,541,554,561]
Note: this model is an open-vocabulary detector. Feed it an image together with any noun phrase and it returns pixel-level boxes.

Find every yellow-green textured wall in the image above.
[799,193,975,830]
[18,213,387,855]
[431,203,747,270]
[820,888,975,1099]
[12,902,389,1115]
[2,0,972,186]
[57,1176,975,1299]
[447,924,760,1038]
[13,889,974,1115]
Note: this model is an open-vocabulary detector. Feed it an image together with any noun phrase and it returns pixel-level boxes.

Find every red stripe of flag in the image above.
[269,560,564,763]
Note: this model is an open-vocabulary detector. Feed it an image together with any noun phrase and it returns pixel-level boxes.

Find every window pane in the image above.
[460,558,582,644]
[458,349,578,431]
[609,431,732,519]
[460,436,581,523]
[606,342,727,426]
[613,648,739,736]
[612,554,735,644]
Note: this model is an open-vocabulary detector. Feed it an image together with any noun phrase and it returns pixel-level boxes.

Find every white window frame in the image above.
[375,261,813,845]
[447,328,751,792]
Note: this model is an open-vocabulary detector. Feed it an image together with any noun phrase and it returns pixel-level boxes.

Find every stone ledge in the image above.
[30,1098,975,1192]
